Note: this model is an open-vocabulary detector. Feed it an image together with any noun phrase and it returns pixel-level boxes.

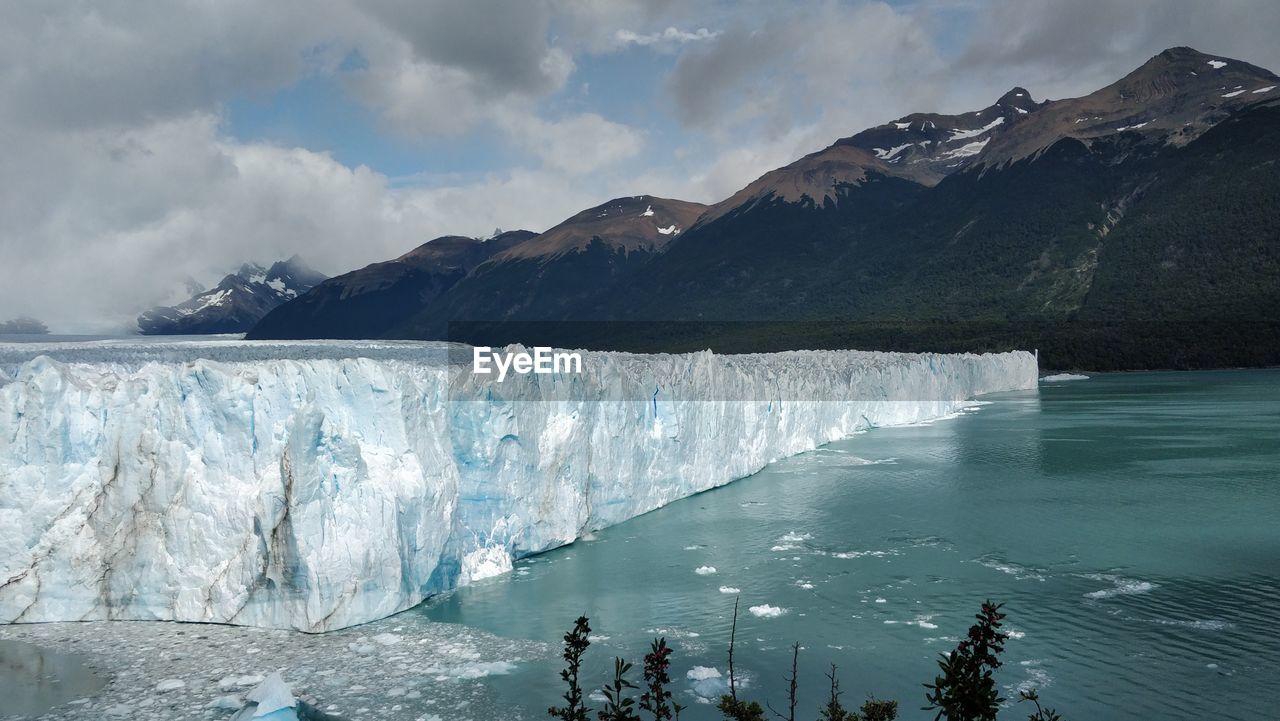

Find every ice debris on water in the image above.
[234,672,298,720]
[0,612,548,721]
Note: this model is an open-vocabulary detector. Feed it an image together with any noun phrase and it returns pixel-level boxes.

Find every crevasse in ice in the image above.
[0,340,1037,631]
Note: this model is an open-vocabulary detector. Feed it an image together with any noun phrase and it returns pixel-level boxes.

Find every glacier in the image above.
[0,339,1037,632]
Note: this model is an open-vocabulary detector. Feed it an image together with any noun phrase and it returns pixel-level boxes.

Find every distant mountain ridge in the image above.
[247,231,536,340]
[249,47,1280,370]
[384,196,708,339]
[0,316,50,335]
[138,255,326,335]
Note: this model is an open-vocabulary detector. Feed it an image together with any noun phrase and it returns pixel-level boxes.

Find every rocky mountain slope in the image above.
[387,196,707,338]
[138,256,326,335]
[251,47,1280,369]
[246,231,535,339]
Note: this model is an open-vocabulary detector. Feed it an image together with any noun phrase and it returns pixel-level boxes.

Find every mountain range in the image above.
[246,47,1280,369]
[139,256,326,335]
[0,316,50,335]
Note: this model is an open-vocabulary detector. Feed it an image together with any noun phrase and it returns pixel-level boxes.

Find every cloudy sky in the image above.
[3,0,1279,331]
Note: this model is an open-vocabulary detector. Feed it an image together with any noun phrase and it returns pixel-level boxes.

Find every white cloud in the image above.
[5,0,1280,333]
[496,111,645,175]
[615,26,722,50]
[667,2,946,138]
[0,112,612,332]
[342,55,492,139]
[0,0,362,132]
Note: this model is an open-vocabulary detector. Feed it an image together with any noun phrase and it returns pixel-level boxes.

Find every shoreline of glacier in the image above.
[0,340,1038,631]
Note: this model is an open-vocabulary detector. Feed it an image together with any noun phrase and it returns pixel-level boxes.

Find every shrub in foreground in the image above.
[550,598,1060,721]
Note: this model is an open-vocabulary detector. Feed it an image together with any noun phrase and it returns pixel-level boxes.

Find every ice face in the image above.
[0,340,1037,631]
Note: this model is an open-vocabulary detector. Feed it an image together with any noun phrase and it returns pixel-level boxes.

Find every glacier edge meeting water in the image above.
[0,340,1037,631]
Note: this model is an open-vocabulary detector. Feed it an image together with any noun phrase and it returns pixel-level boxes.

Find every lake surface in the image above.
[424,370,1280,720]
[0,640,106,716]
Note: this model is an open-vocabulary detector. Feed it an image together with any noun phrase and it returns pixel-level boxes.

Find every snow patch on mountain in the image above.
[948,117,1005,142]
[942,139,991,159]
[874,143,913,160]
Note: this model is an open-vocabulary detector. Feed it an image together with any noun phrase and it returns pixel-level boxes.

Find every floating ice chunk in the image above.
[748,604,787,618]
[1039,371,1090,384]
[976,557,1046,580]
[695,565,717,575]
[1084,578,1157,599]
[451,661,517,679]
[459,545,514,585]
[246,672,297,716]
[154,679,185,692]
[687,666,729,699]
[719,586,741,594]
[1146,618,1230,631]
[688,666,722,681]
[874,598,888,604]
[832,549,897,559]
[208,694,244,710]
[372,632,402,646]
[1011,663,1053,696]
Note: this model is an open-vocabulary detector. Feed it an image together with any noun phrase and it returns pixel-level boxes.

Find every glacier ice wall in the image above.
[0,340,1037,631]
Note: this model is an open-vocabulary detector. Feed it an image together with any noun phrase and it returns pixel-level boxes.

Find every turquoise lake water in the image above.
[423,370,1280,720]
